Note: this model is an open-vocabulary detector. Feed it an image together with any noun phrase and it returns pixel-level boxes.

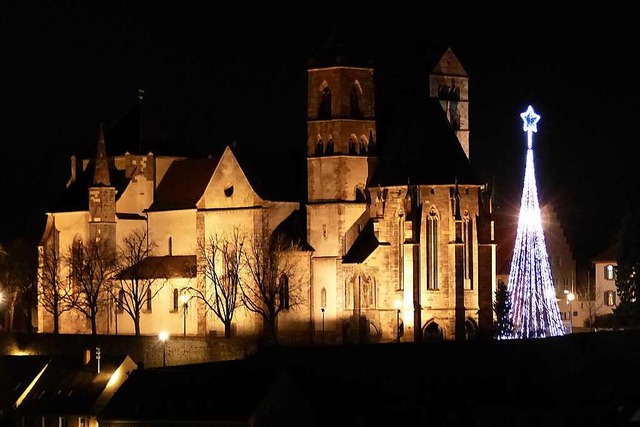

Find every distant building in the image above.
[592,244,618,318]
[37,47,497,343]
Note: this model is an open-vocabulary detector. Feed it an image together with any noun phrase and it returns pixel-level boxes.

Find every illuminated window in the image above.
[604,290,616,307]
[605,264,616,280]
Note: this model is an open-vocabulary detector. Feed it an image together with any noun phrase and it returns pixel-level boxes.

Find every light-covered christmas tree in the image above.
[507,105,565,339]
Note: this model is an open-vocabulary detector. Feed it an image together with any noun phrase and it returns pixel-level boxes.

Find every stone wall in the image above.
[0,333,256,368]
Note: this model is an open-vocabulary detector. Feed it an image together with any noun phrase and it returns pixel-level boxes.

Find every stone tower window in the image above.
[350,80,363,118]
[279,275,290,310]
[321,287,327,308]
[318,80,331,119]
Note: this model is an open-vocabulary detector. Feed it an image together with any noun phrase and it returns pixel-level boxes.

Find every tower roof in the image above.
[93,123,111,186]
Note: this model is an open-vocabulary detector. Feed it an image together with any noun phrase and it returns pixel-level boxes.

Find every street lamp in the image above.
[180,293,189,336]
[566,291,575,334]
[320,307,325,345]
[158,331,169,367]
[394,299,403,343]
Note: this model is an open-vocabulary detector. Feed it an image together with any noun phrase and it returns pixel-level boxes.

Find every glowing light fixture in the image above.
[507,105,565,339]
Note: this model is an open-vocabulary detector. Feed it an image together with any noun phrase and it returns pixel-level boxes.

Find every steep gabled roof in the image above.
[147,157,220,211]
[370,97,481,187]
[55,160,130,213]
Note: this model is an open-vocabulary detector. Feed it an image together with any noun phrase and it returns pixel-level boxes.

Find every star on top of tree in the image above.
[520,105,541,133]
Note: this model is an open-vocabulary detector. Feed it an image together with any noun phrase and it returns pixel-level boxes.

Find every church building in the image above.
[37,47,497,343]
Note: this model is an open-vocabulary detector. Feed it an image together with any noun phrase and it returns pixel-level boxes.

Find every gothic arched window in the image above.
[279,275,290,310]
[350,80,363,118]
[427,207,439,290]
[318,81,332,119]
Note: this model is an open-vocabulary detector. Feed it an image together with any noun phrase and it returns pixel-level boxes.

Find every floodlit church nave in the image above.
[37,46,497,343]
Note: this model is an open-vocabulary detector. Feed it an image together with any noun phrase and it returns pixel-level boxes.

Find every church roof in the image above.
[370,97,481,187]
[117,255,196,280]
[271,210,314,252]
[55,160,130,213]
[231,144,306,202]
[342,219,385,264]
[147,158,220,211]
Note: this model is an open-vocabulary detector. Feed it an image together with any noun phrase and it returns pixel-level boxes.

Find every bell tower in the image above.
[88,123,116,243]
[306,65,378,203]
[430,48,470,158]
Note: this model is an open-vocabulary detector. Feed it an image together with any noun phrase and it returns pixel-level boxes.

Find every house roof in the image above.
[117,255,196,280]
[15,355,131,417]
[0,356,49,414]
[55,160,130,213]
[593,243,617,264]
[99,360,280,423]
[147,158,220,211]
[370,98,481,187]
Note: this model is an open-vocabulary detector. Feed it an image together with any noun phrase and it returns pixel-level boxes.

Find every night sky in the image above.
[2,4,638,268]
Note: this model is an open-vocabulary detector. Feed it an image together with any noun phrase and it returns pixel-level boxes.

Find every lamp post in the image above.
[321,307,325,345]
[567,292,575,334]
[394,300,402,343]
[159,331,169,367]
[180,293,189,336]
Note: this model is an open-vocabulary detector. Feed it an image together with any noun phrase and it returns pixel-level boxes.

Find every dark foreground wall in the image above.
[0,333,256,367]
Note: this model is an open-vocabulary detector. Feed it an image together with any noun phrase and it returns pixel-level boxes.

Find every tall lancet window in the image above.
[463,210,473,290]
[350,80,363,118]
[398,210,405,291]
[427,207,439,290]
[318,81,331,119]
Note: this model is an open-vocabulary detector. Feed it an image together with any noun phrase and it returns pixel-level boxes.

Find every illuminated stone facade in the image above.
[37,48,496,342]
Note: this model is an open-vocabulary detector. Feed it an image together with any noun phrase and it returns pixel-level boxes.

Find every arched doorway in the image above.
[423,321,444,341]
[465,318,478,340]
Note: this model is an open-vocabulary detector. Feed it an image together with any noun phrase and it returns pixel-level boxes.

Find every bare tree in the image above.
[241,231,302,344]
[38,239,74,334]
[0,239,38,333]
[191,229,244,338]
[67,237,118,335]
[115,228,165,336]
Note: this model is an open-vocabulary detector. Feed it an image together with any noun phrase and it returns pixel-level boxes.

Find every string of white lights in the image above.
[506,106,565,339]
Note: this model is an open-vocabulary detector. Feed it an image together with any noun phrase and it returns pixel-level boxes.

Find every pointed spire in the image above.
[93,123,111,186]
